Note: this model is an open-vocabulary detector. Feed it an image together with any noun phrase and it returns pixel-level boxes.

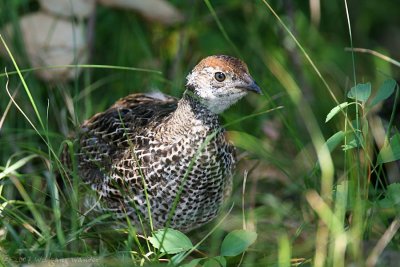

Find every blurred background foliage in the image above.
[0,0,400,266]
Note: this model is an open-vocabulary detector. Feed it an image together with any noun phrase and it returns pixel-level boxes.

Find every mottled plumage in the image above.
[65,55,261,232]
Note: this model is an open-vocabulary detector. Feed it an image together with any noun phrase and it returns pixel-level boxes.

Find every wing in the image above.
[70,93,178,189]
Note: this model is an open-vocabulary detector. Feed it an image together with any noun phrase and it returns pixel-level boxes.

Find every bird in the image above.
[64,55,261,233]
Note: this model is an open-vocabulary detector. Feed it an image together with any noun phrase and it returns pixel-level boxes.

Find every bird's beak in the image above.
[244,81,262,94]
[238,73,262,94]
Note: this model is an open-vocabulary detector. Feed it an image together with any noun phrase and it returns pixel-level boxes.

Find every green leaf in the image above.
[378,183,400,209]
[325,131,345,152]
[148,228,193,254]
[377,133,400,164]
[386,184,400,205]
[342,131,364,151]
[213,256,226,267]
[347,82,371,102]
[369,79,397,107]
[325,102,349,122]
[202,257,226,267]
[171,252,192,266]
[180,258,203,267]
[220,230,257,257]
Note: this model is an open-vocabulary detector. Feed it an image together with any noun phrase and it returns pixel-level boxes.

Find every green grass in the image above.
[1,0,400,266]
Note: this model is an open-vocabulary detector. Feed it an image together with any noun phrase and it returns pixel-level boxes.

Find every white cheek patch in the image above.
[186,68,248,114]
[196,85,217,100]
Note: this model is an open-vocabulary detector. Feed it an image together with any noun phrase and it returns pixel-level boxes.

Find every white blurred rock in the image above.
[39,0,96,19]
[1,12,87,82]
[98,0,184,25]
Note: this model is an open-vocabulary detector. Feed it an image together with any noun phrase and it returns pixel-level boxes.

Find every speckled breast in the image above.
[111,128,235,232]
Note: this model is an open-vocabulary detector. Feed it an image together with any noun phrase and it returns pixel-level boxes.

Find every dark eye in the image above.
[214,72,226,82]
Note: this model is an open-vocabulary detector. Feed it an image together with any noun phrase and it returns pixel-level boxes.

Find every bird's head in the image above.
[185,55,261,114]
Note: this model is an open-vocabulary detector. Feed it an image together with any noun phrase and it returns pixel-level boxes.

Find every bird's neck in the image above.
[154,88,221,142]
[167,87,220,129]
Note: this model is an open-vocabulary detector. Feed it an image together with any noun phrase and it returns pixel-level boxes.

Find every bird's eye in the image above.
[214,72,226,82]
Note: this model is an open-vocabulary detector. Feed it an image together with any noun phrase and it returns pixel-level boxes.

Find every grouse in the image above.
[65,55,261,232]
